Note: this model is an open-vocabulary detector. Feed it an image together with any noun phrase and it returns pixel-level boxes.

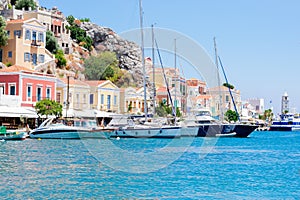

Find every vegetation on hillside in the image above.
[45,31,67,69]
[0,16,8,47]
[35,99,62,118]
[46,31,59,53]
[55,49,67,68]
[15,0,37,10]
[66,15,93,51]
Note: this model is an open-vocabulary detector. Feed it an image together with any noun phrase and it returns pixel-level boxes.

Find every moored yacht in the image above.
[107,115,181,138]
[269,113,300,131]
[29,118,111,139]
[181,109,257,137]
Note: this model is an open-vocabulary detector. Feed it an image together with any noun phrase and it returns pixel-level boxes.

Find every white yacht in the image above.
[29,118,111,139]
[269,113,300,131]
[107,115,181,138]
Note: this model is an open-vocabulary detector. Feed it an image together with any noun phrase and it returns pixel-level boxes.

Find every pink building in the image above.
[0,65,57,108]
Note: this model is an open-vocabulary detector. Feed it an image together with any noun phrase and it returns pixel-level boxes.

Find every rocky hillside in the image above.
[80,21,144,86]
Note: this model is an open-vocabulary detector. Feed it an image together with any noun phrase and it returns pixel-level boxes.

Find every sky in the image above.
[39,0,300,114]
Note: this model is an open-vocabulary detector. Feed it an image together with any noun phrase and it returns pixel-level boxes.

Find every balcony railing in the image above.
[31,40,41,46]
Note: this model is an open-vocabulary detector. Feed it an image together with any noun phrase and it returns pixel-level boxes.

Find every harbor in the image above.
[0,0,300,199]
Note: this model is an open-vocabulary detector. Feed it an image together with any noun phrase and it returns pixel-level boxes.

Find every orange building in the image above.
[1,18,54,70]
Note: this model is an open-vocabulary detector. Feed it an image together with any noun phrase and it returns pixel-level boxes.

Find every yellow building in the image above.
[1,18,54,70]
[57,77,92,118]
[85,80,120,113]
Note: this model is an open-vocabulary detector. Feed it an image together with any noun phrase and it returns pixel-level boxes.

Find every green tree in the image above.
[46,31,59,53]
[0,16,8,47]
[11,0,18,5]
[224,110,239,122]
[55,49,67,68]
[35,99,62,118]
[84,51,119,80]
[66,15,93,51]
[15,0,37,10]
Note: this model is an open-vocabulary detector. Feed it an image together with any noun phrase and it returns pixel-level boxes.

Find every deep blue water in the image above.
[0,131,299,199]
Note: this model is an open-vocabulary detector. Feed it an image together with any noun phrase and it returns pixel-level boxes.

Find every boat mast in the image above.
[139,0,147,120]
[151,24,156,115]
[214,37,224,121]
[174,38,177,118]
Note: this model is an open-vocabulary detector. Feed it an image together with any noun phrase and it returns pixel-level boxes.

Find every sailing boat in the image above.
[180,38,258,137]
[107,0,181,139]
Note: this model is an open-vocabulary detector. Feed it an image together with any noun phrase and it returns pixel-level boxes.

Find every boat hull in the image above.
[182,124,257,138]
[0,131,27,140]
[109,126,181,138]
[269,126,300,131]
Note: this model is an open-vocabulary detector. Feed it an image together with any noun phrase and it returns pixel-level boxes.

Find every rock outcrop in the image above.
[80,21,144,86]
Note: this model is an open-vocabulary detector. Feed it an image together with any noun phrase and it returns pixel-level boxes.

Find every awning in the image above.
[0,106,38,118]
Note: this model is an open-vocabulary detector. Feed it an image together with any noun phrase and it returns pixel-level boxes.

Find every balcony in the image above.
[31,40,41,47]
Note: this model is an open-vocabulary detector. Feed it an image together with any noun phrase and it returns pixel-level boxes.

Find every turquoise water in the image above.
[0,131,299,199]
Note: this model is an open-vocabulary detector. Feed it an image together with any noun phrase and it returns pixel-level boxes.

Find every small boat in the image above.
[269,113,300,131]
[0,126,28,140]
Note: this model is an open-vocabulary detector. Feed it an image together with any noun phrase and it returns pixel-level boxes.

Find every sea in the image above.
[0,131,299,199]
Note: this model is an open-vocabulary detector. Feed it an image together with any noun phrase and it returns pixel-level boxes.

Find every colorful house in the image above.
[0,65,56,107]
[1,18,54,70]
[86,80,120,113]
[57,77,92,118]
[0,65,56,128]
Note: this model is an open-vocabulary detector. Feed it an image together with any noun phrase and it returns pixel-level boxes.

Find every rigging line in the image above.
[217,56,240,122]
[155,39,176,117]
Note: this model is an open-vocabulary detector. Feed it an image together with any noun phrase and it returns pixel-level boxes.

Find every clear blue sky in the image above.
[39,0,300,114]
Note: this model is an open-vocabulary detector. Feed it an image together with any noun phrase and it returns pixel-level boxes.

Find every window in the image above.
[37,87,42,101]
[38,32,44,42]
[7,30,10,37]
[114,95,117,105]
[76,93,80,107]
[32,31,36,41]
[25,30,31,40]
[225,95,229,102]
[14,30,21,38]
[107,95,111,110]
[83,94,86,104]
[0,84,4,94]
[9,84,16,95]
[101,94,104,104]
[32,53,37,65]
[46,87,51,99]
[27,85,32,98]
[8,51,12,58]
[24,52,30,62]
[89,94,94,104]
[56,92,61,103]
[38,54,45,63]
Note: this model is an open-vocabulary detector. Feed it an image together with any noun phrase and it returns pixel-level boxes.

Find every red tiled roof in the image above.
[0,65,34,72]
[7,19,25,24]
[85,80,107,87]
